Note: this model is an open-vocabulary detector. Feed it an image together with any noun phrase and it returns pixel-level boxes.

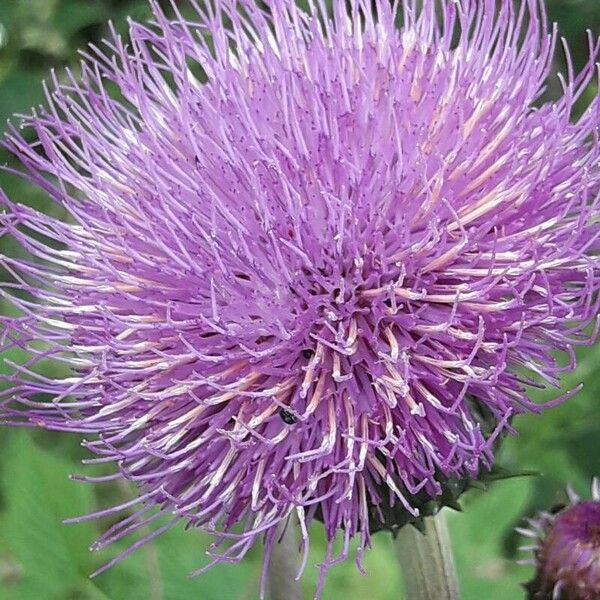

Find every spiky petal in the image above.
[1,1,600,596]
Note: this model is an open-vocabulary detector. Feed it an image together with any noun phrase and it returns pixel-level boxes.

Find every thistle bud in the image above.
[520,480,600,600]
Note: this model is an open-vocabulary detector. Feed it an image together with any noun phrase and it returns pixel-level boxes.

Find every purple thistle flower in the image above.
[1,0,599,595]
[518,480,600,600]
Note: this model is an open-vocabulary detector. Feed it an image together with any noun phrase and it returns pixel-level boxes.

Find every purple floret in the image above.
[519,480,600,599]
[1,0,599,595]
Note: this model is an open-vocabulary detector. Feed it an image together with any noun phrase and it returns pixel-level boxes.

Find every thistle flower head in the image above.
[1,0,600,595]
[519,480,600,600]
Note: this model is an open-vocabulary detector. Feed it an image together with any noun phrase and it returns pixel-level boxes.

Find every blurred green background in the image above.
[0,1,599,599]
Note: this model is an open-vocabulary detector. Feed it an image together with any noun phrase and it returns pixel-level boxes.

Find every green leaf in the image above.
[51,0,106,39]
[297,523,402,600]
[0,70,46,125]
[448,478,535,600]
[155,526,255,600]
[1,431,97,599]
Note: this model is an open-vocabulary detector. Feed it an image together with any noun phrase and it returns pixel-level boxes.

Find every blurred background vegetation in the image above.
[0,1,599,599]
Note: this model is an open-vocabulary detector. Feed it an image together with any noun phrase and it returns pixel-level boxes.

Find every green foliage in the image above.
[0,1,599,599]
[448,479,535,600]
[1,431,100,599]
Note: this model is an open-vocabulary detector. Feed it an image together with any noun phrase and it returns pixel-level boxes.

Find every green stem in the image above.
[267,521,303,600]
[395,511,459,600]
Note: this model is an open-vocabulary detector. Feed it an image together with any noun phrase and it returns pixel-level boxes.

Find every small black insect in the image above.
[279,409,298,425]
